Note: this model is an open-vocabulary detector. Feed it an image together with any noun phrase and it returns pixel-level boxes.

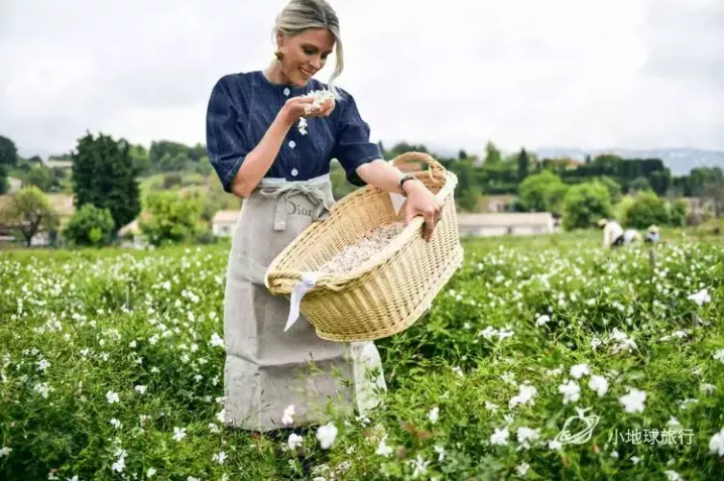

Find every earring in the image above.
[275,50,284,61]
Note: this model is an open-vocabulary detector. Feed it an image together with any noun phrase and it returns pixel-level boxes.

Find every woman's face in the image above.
[277,28,335,87]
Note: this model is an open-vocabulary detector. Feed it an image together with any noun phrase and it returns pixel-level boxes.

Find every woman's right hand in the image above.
[281,97,335,124]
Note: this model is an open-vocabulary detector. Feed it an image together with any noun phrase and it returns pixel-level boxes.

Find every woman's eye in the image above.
[304,48,315,55]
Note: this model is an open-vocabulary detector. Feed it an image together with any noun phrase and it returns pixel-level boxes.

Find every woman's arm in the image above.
[356,159,443,242]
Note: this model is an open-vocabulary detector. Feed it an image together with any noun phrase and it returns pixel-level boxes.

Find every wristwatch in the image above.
[398,174,416,197]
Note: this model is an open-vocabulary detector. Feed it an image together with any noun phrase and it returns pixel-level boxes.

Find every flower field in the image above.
[1,232,724,480]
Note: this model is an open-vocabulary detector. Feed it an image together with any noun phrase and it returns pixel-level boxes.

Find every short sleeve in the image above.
[331,91,382,186]
[206,76,250,193]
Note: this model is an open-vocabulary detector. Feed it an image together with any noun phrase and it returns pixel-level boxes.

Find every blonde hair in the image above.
[273,0,344,98]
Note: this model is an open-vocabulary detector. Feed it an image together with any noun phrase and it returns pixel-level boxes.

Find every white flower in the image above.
[187,477,201,481]
[591,337,602,350]
[535,314,550,326]
[668,417,682,427]
[216,409,225,423]
[570,364,590,379]
[434,444,446,462]
[501,372,516,385]
[548,439,562,451]
[282,405,295,426]
[509,383,537,409]
[134,385,147,395]
[619,388,646,414]
[490,427,509,446]
[33,382,53,399]
[172,427,186,442]
[485,401,499,412]
[106,391,120,404]
[631,456,642,465]
[559,380,581,404]
[709,427,724,456]
[688,288,711,306]
[516,462,530,476]
[375,436,393,457]
[611,450,619,459]
[0,447,12,458]
[452,366,464,377]
[516,427,541,449]
[146,468,157,478]
[428,406,439,424]
[288,433,304,450]
[316,423,338,450]
[37,358,50,373]
[713,349,724,364]
[210,333,224,348]
[212,451,227,465]
[409,454,430,479]
[109,418,122,430]
[588,375,609,397]
[701,383,715,394]
[664,470,682,481]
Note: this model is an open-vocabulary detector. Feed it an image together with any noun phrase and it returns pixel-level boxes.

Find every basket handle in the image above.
[391,151,446,181]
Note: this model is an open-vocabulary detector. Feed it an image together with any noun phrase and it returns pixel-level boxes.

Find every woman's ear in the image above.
[276,31,285,49]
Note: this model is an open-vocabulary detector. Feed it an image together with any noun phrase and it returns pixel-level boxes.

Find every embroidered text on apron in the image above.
[223,173,387,431]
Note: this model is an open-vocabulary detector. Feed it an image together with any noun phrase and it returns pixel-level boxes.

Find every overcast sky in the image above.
[1,0,722,159]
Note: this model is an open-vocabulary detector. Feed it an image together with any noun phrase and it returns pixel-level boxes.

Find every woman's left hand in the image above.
[403,181,444,242]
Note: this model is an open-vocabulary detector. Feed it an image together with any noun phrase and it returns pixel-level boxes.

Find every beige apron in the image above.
[223,173,387,431]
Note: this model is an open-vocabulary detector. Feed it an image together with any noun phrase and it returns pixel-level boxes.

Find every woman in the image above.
[206,0,443,432]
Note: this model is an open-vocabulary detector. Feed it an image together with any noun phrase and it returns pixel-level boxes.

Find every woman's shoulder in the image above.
[211,71,254,92]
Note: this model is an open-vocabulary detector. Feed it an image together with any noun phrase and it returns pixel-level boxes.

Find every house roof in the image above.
[457,212,553,227]
[212,210,239,224]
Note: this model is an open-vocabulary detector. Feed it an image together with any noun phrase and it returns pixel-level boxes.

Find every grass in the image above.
[1,232,724,480]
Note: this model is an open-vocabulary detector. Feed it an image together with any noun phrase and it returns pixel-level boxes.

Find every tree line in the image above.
[1,132,723,247]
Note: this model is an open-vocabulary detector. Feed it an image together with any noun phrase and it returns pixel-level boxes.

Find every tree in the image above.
[71,133,141,234]
[598,176,623,204]
[628,176,651,193]
[562,181,612,230]
[0,187,59,246]
[0,135,18,194]
[517,148,530,182]
[0,135,18,168]
[517,170,568,214]
[140,191,204,246]
[648,169,671,196]
[484,141,502,166]
[63,204,116,246]
[459,186,480,212]
[24,165,54,192]
[625,190,669,228]
[669,199,687,227]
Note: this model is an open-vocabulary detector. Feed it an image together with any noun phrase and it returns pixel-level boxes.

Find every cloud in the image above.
[0,0,722,159]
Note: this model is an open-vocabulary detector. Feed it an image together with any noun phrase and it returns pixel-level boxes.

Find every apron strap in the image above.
[259,183,334,231]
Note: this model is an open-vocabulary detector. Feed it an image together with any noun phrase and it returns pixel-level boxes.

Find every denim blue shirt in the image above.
[206,71,382,193]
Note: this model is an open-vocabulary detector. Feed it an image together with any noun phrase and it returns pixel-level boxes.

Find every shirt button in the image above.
[283,88,290,96]
[288,140,296,149]
[291,168,299,177]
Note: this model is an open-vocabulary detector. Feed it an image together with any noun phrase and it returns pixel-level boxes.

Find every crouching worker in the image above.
[645,225,660,244]
[598,218,641,249]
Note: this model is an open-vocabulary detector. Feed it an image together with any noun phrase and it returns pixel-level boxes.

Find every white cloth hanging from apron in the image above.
[222,173,386,431]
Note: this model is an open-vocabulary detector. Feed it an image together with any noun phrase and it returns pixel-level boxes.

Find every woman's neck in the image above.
[263,61,292,86]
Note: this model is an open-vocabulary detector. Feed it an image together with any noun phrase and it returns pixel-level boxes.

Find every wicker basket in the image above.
[264,152,464,342]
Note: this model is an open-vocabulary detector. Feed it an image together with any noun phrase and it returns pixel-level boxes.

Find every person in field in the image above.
[598,218,641,249]
[205,0,444,433]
